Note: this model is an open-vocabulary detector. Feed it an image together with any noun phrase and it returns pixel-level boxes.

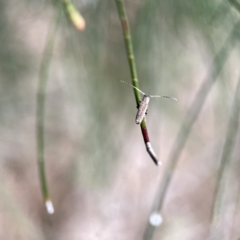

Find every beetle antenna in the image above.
[150,95,177,101]
[121,81,145,95]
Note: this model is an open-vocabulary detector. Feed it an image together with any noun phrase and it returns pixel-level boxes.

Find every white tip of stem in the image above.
[45,200,54,214]
[149,212,163,226]
[157,161,162,166]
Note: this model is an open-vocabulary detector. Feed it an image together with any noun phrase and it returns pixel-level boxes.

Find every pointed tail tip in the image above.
[45,200,54,214]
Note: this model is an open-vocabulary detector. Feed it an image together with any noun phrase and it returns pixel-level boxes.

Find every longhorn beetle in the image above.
[121,81,177,124]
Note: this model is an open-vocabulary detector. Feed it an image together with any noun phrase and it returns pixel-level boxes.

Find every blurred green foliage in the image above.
[0,0,240,239]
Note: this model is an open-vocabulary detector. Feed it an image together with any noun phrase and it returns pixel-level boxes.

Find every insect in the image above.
[121,81,177,124]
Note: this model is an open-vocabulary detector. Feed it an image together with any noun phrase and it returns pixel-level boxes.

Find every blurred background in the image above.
[1,0,240,239]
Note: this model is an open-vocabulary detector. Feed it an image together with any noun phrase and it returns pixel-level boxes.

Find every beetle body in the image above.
[136,95,150,124]
[121,81,177,124]
[121,81,177,166]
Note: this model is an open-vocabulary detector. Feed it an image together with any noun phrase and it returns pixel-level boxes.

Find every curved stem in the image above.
[36,8,61,214]
[209,74,240,239]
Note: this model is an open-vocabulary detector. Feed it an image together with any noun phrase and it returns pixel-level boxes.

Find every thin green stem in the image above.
[115,0,141,104]
[62,0,85,31]
[209,75,240,239]
[143,20,240,240]
[115,0,160,166]
[36,9,61,214]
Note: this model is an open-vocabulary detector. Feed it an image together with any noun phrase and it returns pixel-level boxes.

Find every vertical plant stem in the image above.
[115,0,141,103]
[143,20,240,240]
[209,75,240,239]
[115,0,160,166]
[36,9,61,214]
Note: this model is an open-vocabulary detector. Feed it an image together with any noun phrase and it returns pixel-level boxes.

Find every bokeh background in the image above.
[1,0,240,239]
